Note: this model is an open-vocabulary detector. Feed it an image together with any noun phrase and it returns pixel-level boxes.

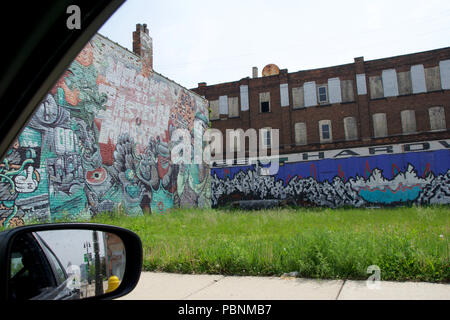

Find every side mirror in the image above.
[0,223,142,300]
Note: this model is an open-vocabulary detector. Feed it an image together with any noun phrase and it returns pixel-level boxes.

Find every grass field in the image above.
[87,206,450,283]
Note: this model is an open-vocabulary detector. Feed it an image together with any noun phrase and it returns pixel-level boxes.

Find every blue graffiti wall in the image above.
[211,149,450,207]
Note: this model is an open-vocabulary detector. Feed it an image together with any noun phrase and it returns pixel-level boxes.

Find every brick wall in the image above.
[193,47,450,158]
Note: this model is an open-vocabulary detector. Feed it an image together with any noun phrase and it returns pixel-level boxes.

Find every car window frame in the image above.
[32,233,68,286]
[8,233,57,299]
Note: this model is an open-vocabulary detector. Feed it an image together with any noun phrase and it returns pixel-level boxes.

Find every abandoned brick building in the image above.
[192,47,450,160]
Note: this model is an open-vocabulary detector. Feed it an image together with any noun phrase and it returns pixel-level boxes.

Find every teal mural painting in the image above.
[0,34,211,227]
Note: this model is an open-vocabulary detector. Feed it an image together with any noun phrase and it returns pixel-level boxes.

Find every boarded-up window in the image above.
[356,74,367,95]
[280,83,289,107]
[369,76,384,99]
[372,113,388,138]
[240,85,249,111]
[429,106,446,131]
[304,81,317,107]
[398,71,412,95]
[318,120,332,143]
[219,95,228,115]
[382,69,399,97]
[440,60,450,90]
[259,92,270,113]
[209,100,219,120]
[411,64,427,94]
[328,78,342,104]
[292,87,304,109]
[228,97,239,118]
[341,80,354,102]
[343,117,358,141]
[401,110,416,134]
[294,122,307,145]
[425,66,442,92]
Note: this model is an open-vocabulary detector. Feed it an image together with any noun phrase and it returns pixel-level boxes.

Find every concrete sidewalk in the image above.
[118,272,450,300]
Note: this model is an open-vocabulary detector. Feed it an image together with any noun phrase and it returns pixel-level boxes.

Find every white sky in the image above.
[99,0,450,89]
[37,230,106,268]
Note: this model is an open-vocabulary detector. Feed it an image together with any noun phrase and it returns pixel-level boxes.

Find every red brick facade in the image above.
[192,47,450,157]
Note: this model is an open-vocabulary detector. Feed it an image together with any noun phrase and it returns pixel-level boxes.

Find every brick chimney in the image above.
[252,67,258,78]
[133,23,153,71]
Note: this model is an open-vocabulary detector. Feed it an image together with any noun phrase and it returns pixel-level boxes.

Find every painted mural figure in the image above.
[57,42,107,173]
[57,43,108,125]
[50,42,111,218]
[0,34,212,227]
[0,140,41,227]
[144,134,177,214]
[176,112,212,208]
[112,134,145,216]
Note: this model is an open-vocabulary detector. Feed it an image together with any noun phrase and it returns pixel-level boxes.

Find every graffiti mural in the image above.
[1,34,211,227]
[211,144,450,208]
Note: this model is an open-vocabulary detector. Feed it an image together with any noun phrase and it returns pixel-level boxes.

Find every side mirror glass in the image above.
[0,223,142,300]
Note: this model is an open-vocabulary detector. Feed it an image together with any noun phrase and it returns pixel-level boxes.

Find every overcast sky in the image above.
[38,230,106,268]
[99,0,450,89]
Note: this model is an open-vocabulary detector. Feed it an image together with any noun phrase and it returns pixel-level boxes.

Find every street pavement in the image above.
[118,272,450,300]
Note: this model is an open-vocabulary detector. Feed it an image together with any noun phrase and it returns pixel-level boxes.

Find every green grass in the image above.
[3,205,448,282]
[87,206,450,283]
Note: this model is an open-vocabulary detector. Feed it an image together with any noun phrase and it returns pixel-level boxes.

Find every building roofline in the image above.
[193,46,450,89]
[364,45,450,64]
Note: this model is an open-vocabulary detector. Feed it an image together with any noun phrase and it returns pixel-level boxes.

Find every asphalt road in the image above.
[118,272,450,300]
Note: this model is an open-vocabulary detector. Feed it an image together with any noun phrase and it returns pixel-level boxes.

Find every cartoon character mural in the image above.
[0,34,211,227]
[211,147,450,208]
[0,133,45,227]
[176,112,212,209]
